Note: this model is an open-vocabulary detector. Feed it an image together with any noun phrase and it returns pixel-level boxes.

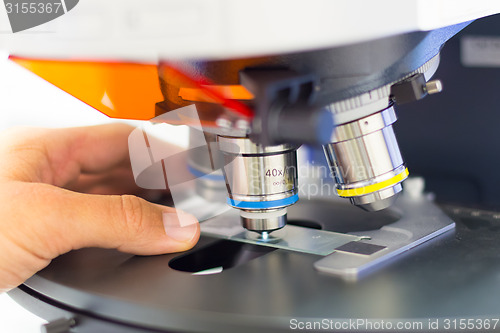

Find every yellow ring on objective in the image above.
[336,168,409,197]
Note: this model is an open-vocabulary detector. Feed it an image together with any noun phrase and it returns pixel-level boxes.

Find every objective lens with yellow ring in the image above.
[324,105,408,211]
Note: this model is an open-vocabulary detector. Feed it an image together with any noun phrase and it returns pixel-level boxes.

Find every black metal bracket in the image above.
[390,73,428,105]
[239,69,332,146]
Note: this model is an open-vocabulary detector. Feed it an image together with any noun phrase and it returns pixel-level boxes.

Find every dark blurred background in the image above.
[394,14,500,210]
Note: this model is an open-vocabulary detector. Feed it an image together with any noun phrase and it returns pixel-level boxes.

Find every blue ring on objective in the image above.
[188,165,225,182]
[227,194,299,209]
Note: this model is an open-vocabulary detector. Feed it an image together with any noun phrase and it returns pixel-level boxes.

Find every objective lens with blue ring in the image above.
[217,136,299,233]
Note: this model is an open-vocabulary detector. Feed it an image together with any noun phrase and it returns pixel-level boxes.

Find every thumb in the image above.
[8,183,200,259]
[72,190,201,255]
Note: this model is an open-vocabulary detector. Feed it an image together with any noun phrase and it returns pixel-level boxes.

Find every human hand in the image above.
[0,123,200,292]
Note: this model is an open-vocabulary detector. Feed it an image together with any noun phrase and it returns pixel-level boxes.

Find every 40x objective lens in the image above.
[218,136,299,232]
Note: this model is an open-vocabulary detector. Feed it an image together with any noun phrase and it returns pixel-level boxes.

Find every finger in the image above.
[0,124,132,186]
[0,124,135,187]
[61,124,186,181]
[60,123,135,175]
[66,167,140,194]
[69,172,168,203]
[66,160,170,202]
[1,182,200,261]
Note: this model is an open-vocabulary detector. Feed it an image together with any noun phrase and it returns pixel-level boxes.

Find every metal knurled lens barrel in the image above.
[217,136,299,232]
[323,105,408,211]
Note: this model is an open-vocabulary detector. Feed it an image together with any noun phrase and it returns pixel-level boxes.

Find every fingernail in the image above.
[162,211,198,243]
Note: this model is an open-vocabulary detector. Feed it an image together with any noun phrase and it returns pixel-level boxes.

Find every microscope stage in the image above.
[9,196,500,333]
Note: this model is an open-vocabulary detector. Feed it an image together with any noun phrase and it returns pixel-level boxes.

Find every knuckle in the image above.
[118,195,146,237]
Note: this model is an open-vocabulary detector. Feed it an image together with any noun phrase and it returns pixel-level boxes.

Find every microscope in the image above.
[4,1,500,332]
[138,49,452,267]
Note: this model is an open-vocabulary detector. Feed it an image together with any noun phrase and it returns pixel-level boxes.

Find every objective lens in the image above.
[217,136,299,232]
[323,105,408,211]
[187,130,227,202]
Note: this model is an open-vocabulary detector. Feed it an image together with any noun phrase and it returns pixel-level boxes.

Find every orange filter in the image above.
[10,57,164,120]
